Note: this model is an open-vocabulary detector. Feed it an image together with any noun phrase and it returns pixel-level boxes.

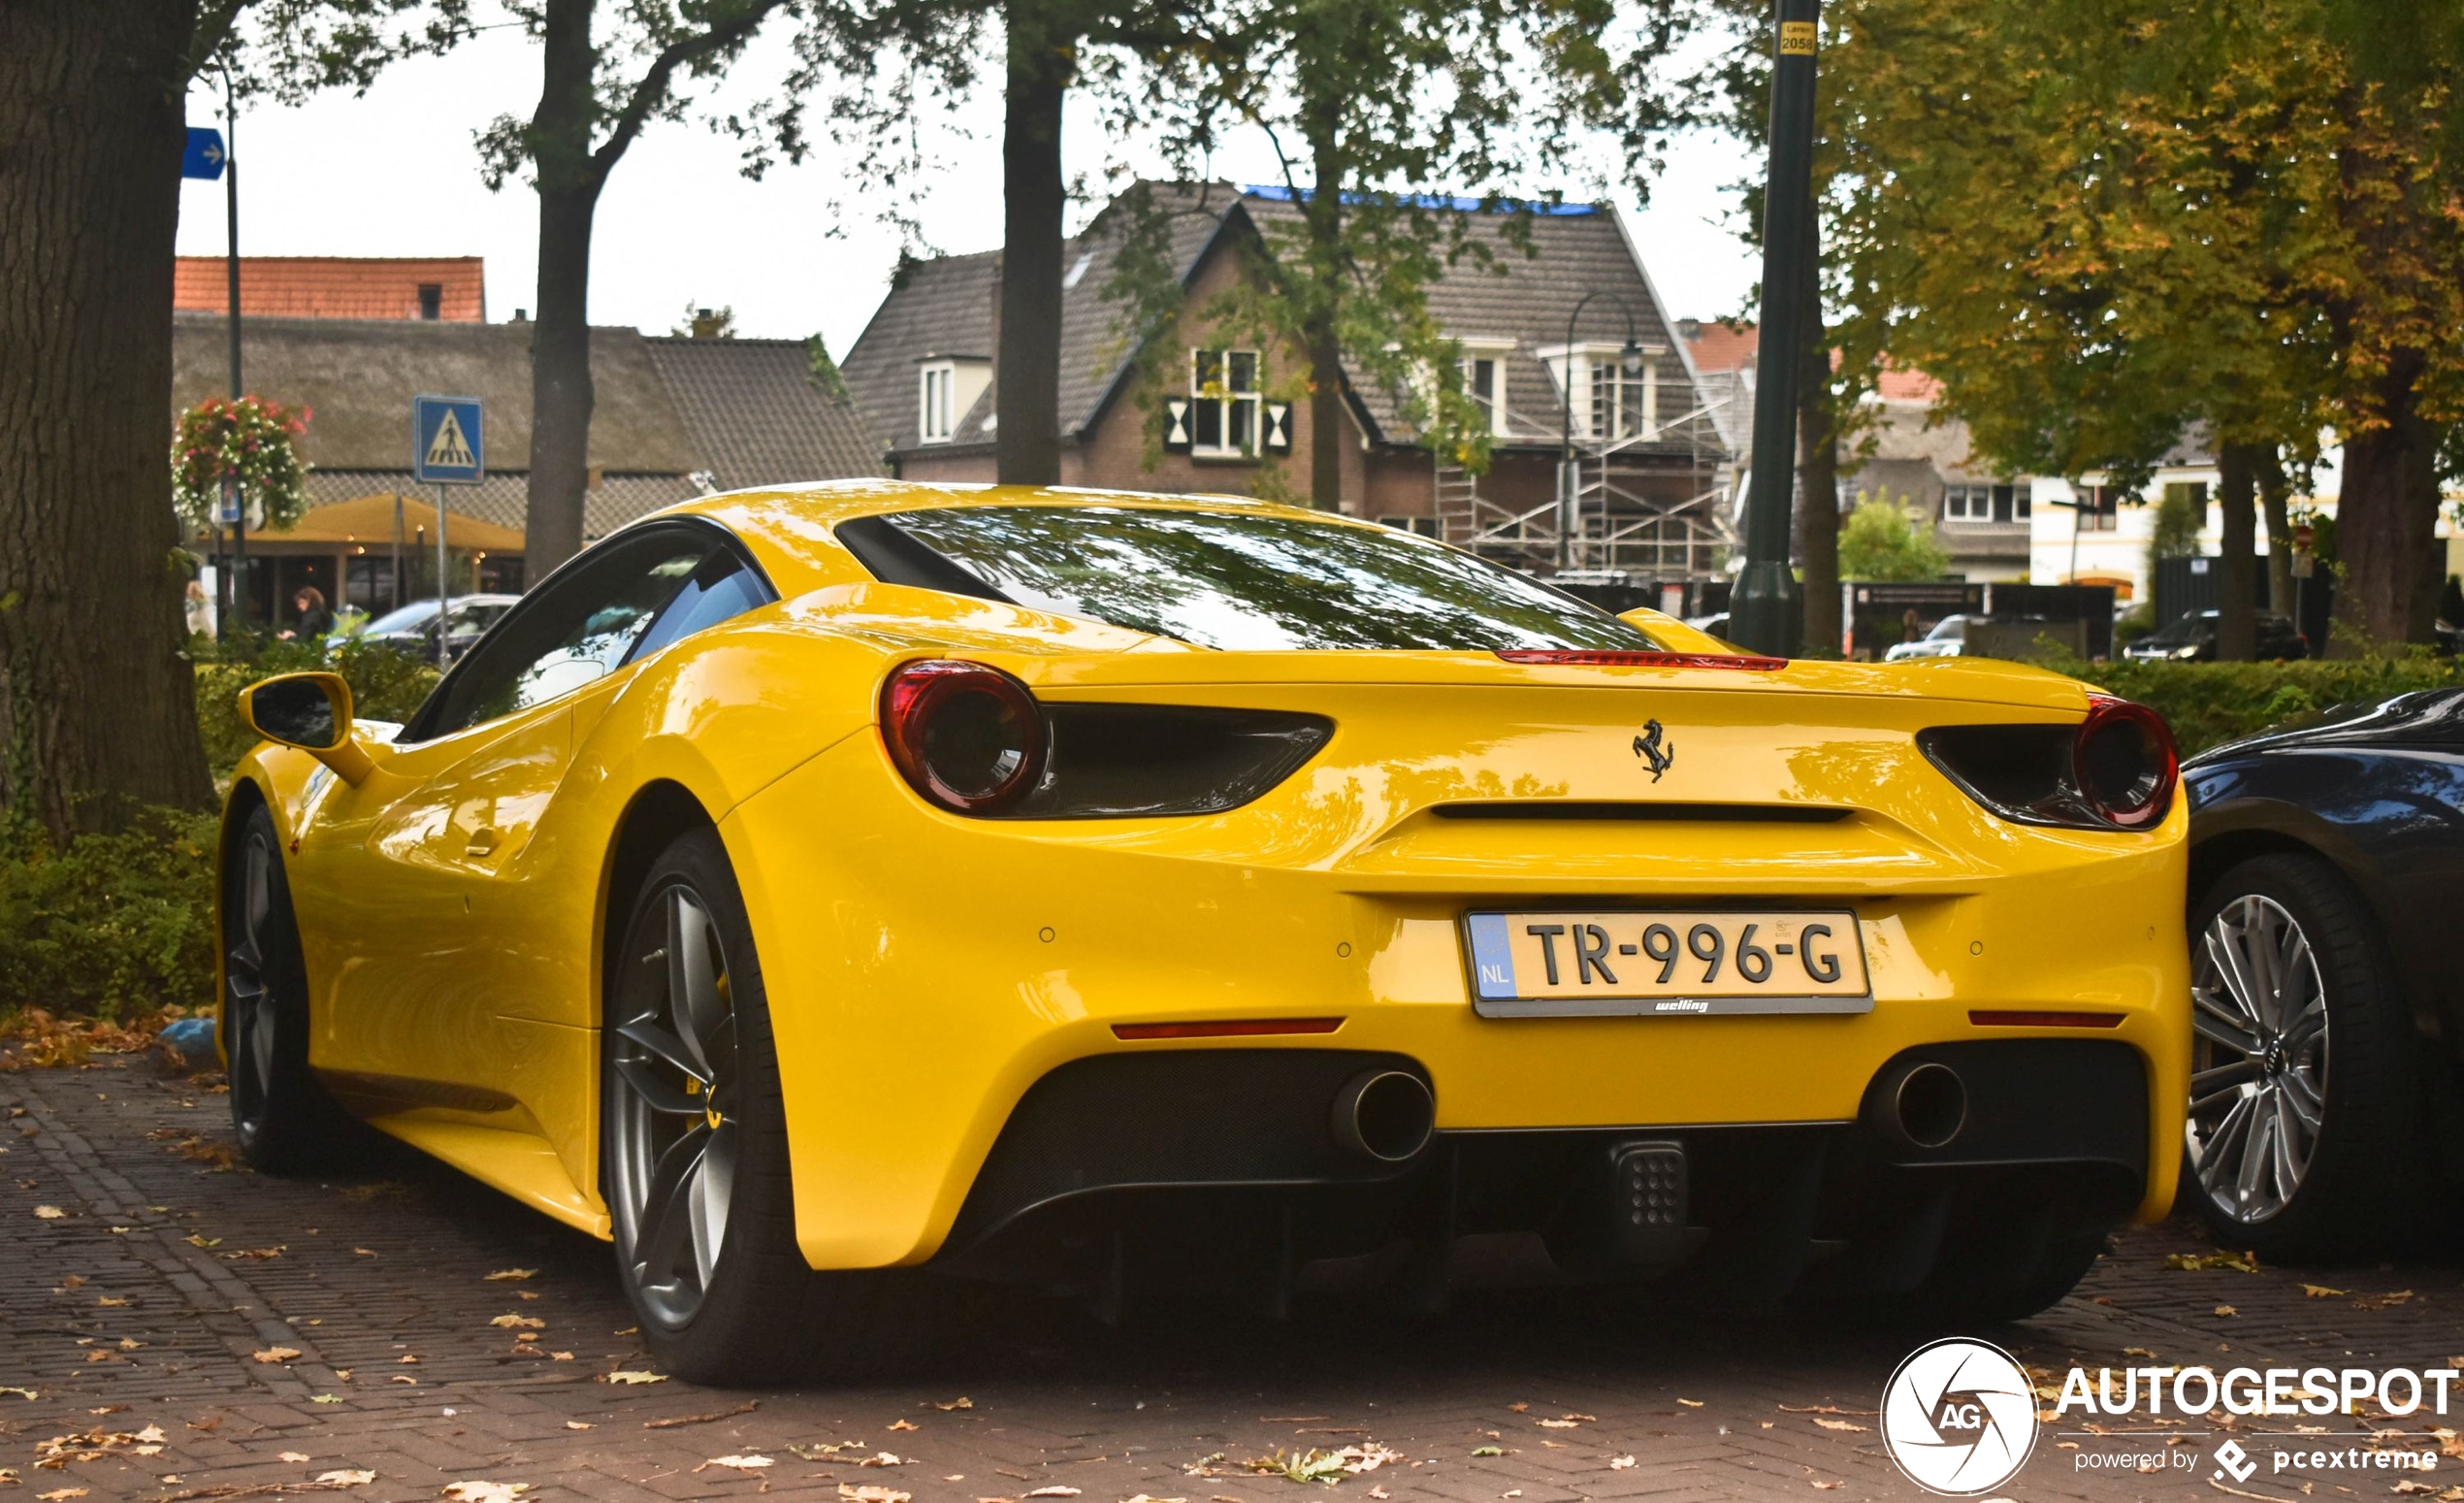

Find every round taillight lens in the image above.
[2073,696,2178,829]
[881,660,1047,814]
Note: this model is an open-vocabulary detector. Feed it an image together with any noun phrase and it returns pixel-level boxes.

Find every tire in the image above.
[2182,852,2416,1260]
[221,804,359,1172]
[602,826,925,1385]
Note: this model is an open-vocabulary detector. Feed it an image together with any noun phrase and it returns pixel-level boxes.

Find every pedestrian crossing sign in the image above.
[411,395,485,484]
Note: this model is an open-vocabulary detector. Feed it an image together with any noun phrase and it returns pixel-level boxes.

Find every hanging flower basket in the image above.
[172,395,311,533]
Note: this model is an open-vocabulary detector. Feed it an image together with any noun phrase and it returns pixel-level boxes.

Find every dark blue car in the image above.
[2183,688,2464,1258]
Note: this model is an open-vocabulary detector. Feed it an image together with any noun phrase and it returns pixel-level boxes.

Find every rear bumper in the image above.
[934,1041,2147,1295]
[724,734,2188,1271]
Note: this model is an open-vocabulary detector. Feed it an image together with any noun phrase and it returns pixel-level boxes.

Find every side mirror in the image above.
[237,672,375,786]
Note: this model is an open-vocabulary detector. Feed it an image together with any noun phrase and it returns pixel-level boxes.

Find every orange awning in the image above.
[271,492,526,551]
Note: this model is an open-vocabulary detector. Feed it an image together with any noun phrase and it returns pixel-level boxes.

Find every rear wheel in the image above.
[603,827,924,1384]
[2183,853,2415,1259]
[222,805,357,1172]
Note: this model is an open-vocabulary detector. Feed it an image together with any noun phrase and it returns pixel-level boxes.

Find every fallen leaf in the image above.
[600,1370,666,1385]
[2123,1347,2157,1359]
[32,1206,63,1220]
[2302,1284,2349,1299]
[37,1489,86,1501]
[184,1233,220,1248]
[860,1452,907,1468]
[1811,1482,1843,1491]
[1022,1490,1080,1499]
[1676,1398,1704,1408]
[95,1297,127,1308]
[58,1274,83,1290]
[889,1419,920,1431]
[932,1396,973,1411]
[484,1269,536,1282]
[2166,1251,2260,1272]
[2214,1305,2238,1318]
[836,1488,910,1503]
[488,1315,544,1329]
[699,1456,773,1473]
[1507,1402,1529,1413]
[316,1471,375,1486]
[1472,1446,1504,1457]
[1609,1455,1637,1469]
[281,1452,312,1463]
[251,1348,301,1363]
[440,1485,530,1503]
[1814,1419,1866,1432]
[0,1388,35,1400]
[353,1248,376,1258]
[309,1395,342,1405]
[1537,1419,1578,1429]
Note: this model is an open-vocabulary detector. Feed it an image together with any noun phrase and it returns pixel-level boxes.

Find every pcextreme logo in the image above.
[1880,1337,2038,1495]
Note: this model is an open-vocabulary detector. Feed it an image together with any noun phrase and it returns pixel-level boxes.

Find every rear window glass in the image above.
[837,505,1654,652]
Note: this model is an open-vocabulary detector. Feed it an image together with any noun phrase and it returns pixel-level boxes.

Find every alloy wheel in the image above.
[2186,893,2329,1225]
[225,832,280,1138]
[610,884,741,1326]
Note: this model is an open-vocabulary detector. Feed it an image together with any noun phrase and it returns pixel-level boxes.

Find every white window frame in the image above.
[1188,347,1262,457]
[919,361,956,443]
[1539,343,1666,442]
[1456,340,1514,438]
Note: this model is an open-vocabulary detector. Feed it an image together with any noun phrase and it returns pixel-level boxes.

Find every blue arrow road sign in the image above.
[182,128,227,180]
[411,396,485,484]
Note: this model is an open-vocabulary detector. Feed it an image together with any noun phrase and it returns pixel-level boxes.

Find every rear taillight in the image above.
[881,659,1048,814]
[1496,649,1787,671]
[2073,696,2178,829]
[1918,696,2178,832]
[880,662,1329,819]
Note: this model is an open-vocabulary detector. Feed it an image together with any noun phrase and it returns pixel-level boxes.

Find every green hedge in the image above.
[0,807,221,1023]
[2042,652,2464,757]
[4,639,441,1027]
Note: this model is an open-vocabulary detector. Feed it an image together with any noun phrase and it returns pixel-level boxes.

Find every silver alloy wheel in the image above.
[2186,893,2329,1225]
[225,832,279,1136]
[609,884,741,1327]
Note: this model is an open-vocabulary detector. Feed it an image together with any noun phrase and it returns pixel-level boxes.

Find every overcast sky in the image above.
[176,24,1763,359]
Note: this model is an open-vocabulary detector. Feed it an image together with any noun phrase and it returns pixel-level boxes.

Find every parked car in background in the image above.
[1886,614,1970,661]
[2181,688,2464,1258]
[2125,608,2309,663]
[352,595,520,664]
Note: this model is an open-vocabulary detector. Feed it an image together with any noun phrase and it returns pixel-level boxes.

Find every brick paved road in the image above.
[7,1054,2463,1503]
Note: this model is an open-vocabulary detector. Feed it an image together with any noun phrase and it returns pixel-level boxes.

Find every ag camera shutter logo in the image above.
[1881,1337,2038,1494]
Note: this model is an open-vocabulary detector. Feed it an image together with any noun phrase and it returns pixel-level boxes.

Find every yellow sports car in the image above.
[223,481,2187,1382]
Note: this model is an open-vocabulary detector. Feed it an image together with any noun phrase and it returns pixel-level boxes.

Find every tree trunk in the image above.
[523,0,601,578]
[1793,209,1837,656]
[0,0,213,840]
[2216,442,2259,661]
[1298,118,1348,511]
[2259,448,2294,616]
[2329,356,2442,655]
[996,0,1069,488]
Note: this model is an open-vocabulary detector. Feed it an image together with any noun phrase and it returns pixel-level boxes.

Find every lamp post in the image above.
[1555,291,1646,572]
[1730,0,1822,657]
[219,61,247,637]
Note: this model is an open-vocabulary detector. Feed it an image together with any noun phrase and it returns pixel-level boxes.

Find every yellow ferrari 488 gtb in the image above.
[222,481,2187,1382]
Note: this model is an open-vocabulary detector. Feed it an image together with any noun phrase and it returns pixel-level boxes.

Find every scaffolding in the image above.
[1434,388,1737,579]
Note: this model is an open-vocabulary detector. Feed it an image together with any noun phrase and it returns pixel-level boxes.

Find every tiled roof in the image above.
[1679,319,1759,375]
[1237,191,1716,453]
[840,182,1239,452]
[642,337,888,487]
[845,182,1726,459]
[175,256,486,321]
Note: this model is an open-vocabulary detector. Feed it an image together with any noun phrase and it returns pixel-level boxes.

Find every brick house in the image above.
[176,255,490,322]
[838,183,1735,578]
[1679,322,2032,582]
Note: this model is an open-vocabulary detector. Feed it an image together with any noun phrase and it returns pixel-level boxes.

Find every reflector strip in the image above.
[1111,1018,1345,1040]
[1967,1009,2124,1029]
[1496,649,1788,670]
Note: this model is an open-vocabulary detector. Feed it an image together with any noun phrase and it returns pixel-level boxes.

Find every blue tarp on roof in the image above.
[1241,184,1598,216]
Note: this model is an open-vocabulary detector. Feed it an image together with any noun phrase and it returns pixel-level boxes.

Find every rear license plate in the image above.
[1463,909,1871,1018]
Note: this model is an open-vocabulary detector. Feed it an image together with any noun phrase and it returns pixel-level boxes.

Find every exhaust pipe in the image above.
[1873,1060,1966,1151]
[1332,1069,1435,1163]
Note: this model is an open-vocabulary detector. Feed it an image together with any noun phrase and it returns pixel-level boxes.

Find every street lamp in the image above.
[1556,291,1646,572]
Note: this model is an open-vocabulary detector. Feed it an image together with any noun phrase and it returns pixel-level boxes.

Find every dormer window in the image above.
[920,362,956,442]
